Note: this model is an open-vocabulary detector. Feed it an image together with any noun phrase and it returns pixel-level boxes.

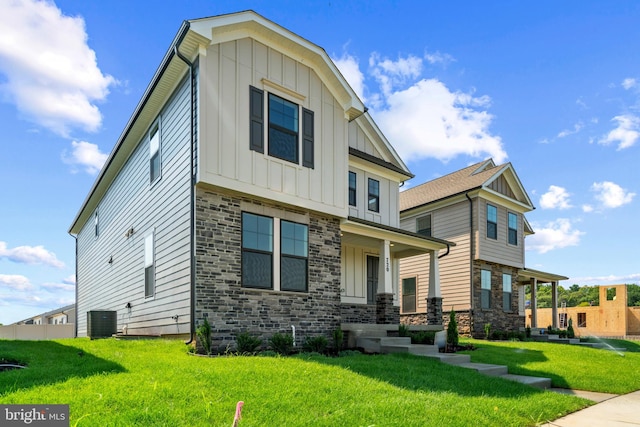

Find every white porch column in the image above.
[530,277,538,329]
[378,240,393,294]
[427,250,441,299]
[551,281,558,329]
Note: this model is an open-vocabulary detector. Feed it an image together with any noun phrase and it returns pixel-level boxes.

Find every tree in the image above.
[447,308,458,348]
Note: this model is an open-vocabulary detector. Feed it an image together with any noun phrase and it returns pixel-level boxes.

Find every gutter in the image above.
[173,23,196,345]
[466,192,474,330]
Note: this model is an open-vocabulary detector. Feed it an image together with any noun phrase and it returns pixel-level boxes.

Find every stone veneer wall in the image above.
[470,260,522,338]
[442,311,472,336]
[400,313,428,325]
[340,304,376,324]
[194,187,342,352]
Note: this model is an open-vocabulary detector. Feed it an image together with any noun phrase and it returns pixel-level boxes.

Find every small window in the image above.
[94,211,99,238]
[508,212,518,245]
[149,124,161,183]
[606,287,616,301]
[242,212,273,289]
[368,178,380,212]
[481,269,491,309]
[577,313,587,328]
[416,215,431,237]
[144,232,155,298]
[348,171,357,206]
[280,220,308,292]
[502,273,512,311]
[487,204,497,239]
[402,277,417,313]
[268,93,299,163]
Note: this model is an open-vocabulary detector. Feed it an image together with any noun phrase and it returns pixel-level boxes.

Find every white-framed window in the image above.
[487,204,497,239]
[502,273,512,311]
[144,232,155,298]
[402,277,417,313]
[149,122,161,184]
[241,212,309,292]
[508,212,518,245]
[368,178,380,212]
[249,86,314,168]
[481,269,491,309]
[416,214,432,237]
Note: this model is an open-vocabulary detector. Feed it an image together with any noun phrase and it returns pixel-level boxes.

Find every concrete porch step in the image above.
[379,343,440,356]
[501,374,552,389]
[356,336,411,353]
[458,362,508,377]
[424,353,471,365]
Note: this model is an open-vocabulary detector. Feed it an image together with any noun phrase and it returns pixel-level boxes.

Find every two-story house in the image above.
[399,160,567,337]
[68,11,451,350]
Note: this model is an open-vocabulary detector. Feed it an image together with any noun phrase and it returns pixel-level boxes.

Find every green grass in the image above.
[0,338,591,426]
[460,338,640,394]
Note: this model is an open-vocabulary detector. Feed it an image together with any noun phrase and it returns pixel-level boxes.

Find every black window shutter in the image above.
[302,108,314,168]
[249,86,264,153]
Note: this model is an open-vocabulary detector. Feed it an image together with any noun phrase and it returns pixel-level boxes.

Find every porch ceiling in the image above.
[517,268,568,284]
[341,217,453,259]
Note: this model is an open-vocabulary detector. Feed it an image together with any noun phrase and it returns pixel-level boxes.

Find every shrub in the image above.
[236,332,262,354]
[398,324,410,337]
[332,327,344,352]
[196,317,212,355]
[269,333,294,355]
[567,318,575,338]
[447,308,458,347]
[410,331,435,345]
[484,323,491,340]
[525,326,531,338]
[302,336,328,353]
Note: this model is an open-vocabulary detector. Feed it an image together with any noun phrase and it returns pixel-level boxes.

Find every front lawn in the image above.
[0,338,592,426]
[459,338,640,394]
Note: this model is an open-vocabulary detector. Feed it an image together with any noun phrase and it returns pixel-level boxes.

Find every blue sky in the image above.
[1,1,639,324]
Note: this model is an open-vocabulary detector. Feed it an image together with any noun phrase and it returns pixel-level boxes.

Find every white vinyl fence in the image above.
[0,324,74,340]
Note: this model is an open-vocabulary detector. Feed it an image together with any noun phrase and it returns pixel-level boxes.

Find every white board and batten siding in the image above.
[476,198,525,268]
[76,76,193,337]
[198,38,348,218]
[399,200,473,312]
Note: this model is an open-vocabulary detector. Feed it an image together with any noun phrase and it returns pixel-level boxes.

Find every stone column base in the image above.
[427,297,443,325]
[376,293,399,324]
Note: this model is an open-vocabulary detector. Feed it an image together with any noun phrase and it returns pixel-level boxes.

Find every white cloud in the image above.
[600,114,640,150]
[370,53,423,97]
[424,50,455,66]
[0,0,115,136]
[557,122,583,138]
[0,274,33,291]
[539,185,572,210]
[62,274,76,285]
[0,241,64,268]
[622,78,637,90]
[41,282,75,292]
[527,218,584,254]
[582,204,594,213]
[570,273,640,286]
[62,140,108,174]
[333,53,366,103]
[591,181,635,209]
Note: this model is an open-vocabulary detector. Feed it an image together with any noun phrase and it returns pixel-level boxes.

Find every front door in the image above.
[366,255,379,305]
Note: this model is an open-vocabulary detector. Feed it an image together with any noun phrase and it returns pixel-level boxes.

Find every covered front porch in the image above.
[517,268,569,329]
[339,217,453,328]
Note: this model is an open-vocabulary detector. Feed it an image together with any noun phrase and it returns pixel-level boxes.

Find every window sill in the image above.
[241,287,309,296]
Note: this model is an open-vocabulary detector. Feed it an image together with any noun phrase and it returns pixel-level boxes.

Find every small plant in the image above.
[269,332,294,355]
[196,317,212,355]
[446,308,458,348]
[236,332,262,354]
[484,323,491,340]
[332,327,344,352]
[410,331,436,345]
[302,336,328,353]
[567,318,575,338]
[398,324,410,337]
[525,326,531,338]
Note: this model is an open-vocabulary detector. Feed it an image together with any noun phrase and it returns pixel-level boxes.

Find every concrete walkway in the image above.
[541,390,640,426]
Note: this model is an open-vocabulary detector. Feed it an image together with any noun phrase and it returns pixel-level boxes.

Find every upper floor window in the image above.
[144,232,155,298]
[242,212,274,290]
[368,178,380,212]
[280,220,309,292]
[508,212,518,245]
[486,204,497,239]
[249,86,314,168]
[149,123,161,184]
[416,214,431,237]
[402,277,417,313]
[481,269,491,309]
[348,171,357,206]
[502,273,512,311]
[94,211,99,238]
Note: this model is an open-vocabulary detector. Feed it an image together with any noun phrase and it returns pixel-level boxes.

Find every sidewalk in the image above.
[541,389,640,426]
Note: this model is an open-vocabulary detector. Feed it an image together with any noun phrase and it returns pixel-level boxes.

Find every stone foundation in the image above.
[340,303,376,324]
[400,313,428,325]
[194,187,342,352]
[442,311,472,336]
[376,293,399,324]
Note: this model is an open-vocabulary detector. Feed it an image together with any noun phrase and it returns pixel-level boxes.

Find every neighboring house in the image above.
[399,159,567,337]
[528,284,640,338]
[68,11,451,350]
[14,304,76,326]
